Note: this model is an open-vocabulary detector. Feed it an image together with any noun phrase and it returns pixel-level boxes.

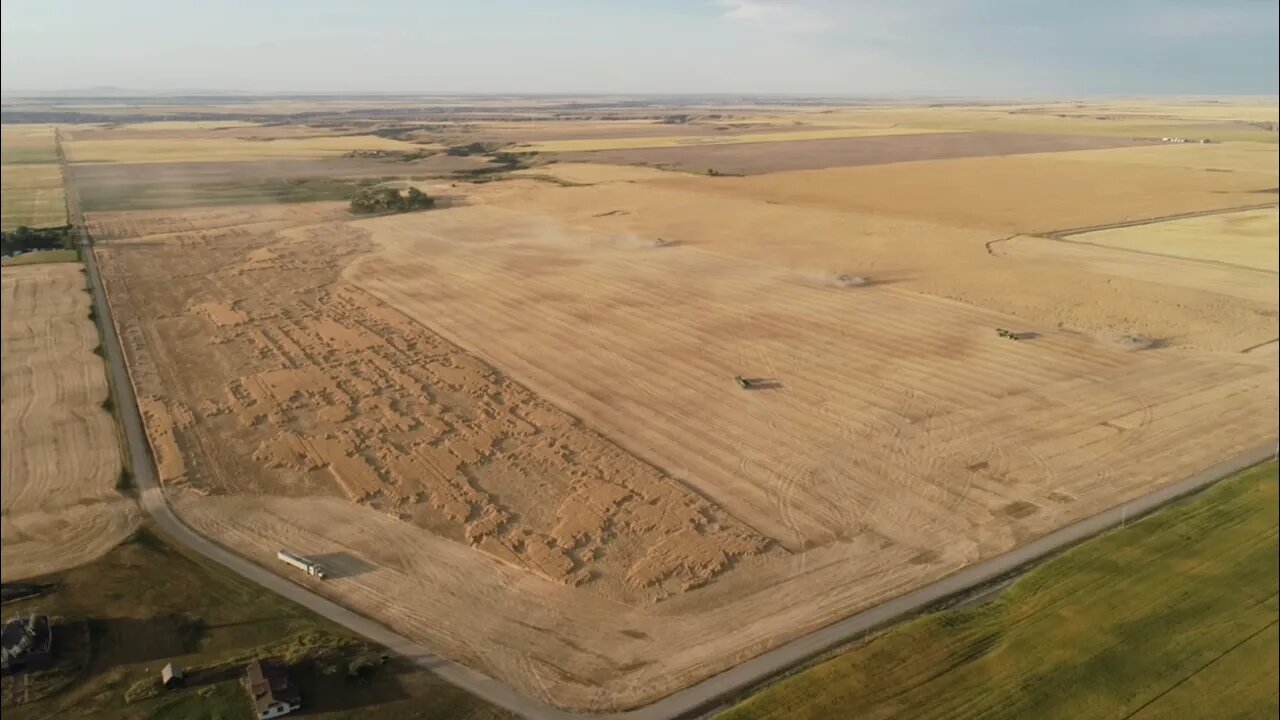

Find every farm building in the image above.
[0,614,53,675]
[245,659,302,719]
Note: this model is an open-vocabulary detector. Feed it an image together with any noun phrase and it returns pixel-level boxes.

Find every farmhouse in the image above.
[245,659,302,719]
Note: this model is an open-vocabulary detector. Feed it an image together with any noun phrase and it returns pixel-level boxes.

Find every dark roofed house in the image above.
[245,659,302,719]
[1,615,53,675]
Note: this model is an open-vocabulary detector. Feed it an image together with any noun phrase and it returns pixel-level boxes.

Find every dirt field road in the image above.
[80,222,1277,719]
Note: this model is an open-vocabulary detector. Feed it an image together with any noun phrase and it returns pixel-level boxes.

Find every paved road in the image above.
[69,138,1277,719]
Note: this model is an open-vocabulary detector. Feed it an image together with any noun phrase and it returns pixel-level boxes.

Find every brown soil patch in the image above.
[549,132,1152,175]
[1,264,139,581]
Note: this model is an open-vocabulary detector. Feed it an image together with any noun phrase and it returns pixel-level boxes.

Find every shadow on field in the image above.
[309,552,377,579]
[88,616,193,669]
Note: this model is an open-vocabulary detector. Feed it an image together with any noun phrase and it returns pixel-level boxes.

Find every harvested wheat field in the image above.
[483,173,1278,352]
[1035,140,1280,174]
[993,234,1278,310]
[90,162,1278,710]
[655,152,1277,234]
[1062,207,1279,272]
[1,263,138,581]
[515,125,952,153]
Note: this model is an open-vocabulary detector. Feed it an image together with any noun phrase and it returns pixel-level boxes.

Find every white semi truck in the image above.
[277,550,326,579]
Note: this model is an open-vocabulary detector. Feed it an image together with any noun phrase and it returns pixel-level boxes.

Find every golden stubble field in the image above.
[89,163,1277,711]
[1,263,138,581]
[76,100,1280,711]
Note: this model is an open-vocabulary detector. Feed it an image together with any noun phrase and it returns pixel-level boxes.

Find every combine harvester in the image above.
[277,550,327,580]
[995,328,1035,341]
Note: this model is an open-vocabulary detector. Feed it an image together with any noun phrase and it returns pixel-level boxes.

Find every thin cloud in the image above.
[711,0,826,33]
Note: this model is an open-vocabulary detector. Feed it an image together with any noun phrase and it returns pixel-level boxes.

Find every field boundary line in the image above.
[1118,616,1279,720]
[1241,337,1279,354]
[1015,202,1280,275]
[1042,202,1279,240]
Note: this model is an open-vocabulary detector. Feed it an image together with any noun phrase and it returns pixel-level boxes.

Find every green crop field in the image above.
[1,249,79,266]
[718,461,1279,720]
[0,146,59,164]
[78,178,369,212]
[1,163,67,230]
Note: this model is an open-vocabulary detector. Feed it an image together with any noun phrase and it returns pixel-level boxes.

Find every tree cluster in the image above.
[2,226,70,255]
[349,187,435,215]
[446,142,493,157]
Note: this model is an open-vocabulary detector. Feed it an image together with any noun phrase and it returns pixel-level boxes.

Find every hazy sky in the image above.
[2,0,1277,95]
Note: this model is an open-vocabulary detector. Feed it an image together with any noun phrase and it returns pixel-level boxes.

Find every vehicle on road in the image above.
[277,550,326,579]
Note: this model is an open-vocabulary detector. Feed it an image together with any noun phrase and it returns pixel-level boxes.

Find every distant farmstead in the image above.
[245,659,302,719]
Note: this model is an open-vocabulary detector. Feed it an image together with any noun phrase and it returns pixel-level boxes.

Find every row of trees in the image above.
[1,226,70,256]
[348,187,435,215]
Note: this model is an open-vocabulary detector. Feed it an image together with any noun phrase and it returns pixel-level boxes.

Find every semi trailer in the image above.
[277,550,327,579]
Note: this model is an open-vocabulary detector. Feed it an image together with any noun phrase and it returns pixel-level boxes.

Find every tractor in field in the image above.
[734,375,754,390]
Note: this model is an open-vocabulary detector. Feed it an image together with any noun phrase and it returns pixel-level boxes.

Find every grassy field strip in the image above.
[1,125,60,164]
[716,460,1279,720]
[63,136,438,164]
[0,248,80,266]
[78,178,367,212]
[516,126,960,153]
[1,127,67,229]
[1,263,137,581]
[1,186,68,231]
